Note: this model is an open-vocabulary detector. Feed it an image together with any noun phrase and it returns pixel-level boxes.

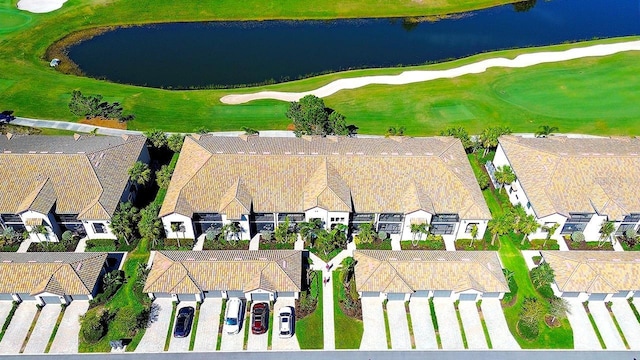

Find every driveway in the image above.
[23,304,62,354]
[565,299,601,350]
[168,302,198,352]
[0,301,38,354]
[0,302,14,329]
[408,298,437,350]
[480,299,519,349]
[386,301,411,350]
[610,299,640,349]
[432,299,463,349]
[136,298,175,353]
[359,297,387,350]
[246,303,268,351]
[587,302,625,350]
[49,301,89,354]
[192,298,222,352]
[271,298,300,351]
[220,301,246,352]
[457,301,487,349]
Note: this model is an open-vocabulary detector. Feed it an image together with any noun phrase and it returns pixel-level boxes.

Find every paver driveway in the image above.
[565,299,601,350]
[49,301,89,354]
[168,301,198,352]
[480,299,519,349]
[457,301,487,349]
[359,297,386,350]
[588,302,625,350]
[246,303,268,351]
[0,301,38,354]
[220,302,246,352]
[192,298,222,352]
[23,304,61,354]
[386,301,411,350]
[432,299,463,349]
[610,299,640,349]
[0,302,13,331]
[271,298,300,351]
[136,298,175,353]
[408,298,437,350]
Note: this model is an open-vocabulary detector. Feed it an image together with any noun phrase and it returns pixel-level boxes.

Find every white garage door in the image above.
[251,293,270,302]
[0,294,14,301]
[387,293,406,301]
[40,296,63,304]
[483,292,501,298]
[458,293,478,301]
[361,292,380,298]
[204,291,223,298]
[227,291,245,299]
[588,293,608,301]
[177,294,198,302]
[433,290,452,298]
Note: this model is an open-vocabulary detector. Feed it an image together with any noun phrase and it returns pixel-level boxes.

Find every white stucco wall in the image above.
[455,219,488,240]
[82,220,117,240]
[401,210,432,241]
[20,210,59,242]
[162,213,196,239]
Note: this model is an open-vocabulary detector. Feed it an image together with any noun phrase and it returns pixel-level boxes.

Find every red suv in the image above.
[251,302,269,335]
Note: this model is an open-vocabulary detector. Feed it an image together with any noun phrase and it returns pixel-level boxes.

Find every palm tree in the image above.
[535,125,559,138]
[598,221,616,247]
[223,222,241,242]
[385,126,406,137]
[487,213,512,246]
[410,222,429,246]
[31,224,49,243]
[241,126,259,135]
[354,222,376,245]
[340,257,357,287]
[530,262,555,288]
[128,161,151,186]
[470,224,479,247]
[494,165,517,189]
[541,223,559,248]
[170,222,185,248]
[519,214,540,246]
[298,219,322,247]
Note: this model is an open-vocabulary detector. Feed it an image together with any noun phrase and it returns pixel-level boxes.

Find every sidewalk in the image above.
[13,117,143,136]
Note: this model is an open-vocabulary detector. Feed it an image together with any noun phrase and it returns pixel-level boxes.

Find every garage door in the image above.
[562,292,580,298]
[39,296,63,304]
[177,294,197,302]
[611,291,629,298]
[152,293,173,299]
[277,292,295,298]
[203,291,223,299]
[361,292,380,298]
[458,293,478,301]
[16,293,35,301]
[588,293,608,301]
[387,293,406,301]
[0,293,14,301]
[432,290,452,298]
[413,291,430,298]
[483,292,501,298]
[227,291,245,299]
[251,293,270,302]
[70,295,90,301]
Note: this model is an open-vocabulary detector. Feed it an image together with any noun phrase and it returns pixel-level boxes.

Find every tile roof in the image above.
[160,135,490,219]
[143,250,302,294]
[499,136,640,219]
[354,250,508,294]
[0,134,147,220]
[541,251,640,293]
[0,252,107,296]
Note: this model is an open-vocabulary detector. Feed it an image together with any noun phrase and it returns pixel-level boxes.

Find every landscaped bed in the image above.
[259,242,295,250]
[202,239,249,250]
[454,239,498,251]
[356,239,391,250]
[333,263,363,349]
[28,238,79,252]
[520,239,560,251]
[563,237,613,251]
[151,238,195,251]
[295,270,323,349]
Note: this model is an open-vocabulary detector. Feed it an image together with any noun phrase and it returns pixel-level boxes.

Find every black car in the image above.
[173,306,195,338]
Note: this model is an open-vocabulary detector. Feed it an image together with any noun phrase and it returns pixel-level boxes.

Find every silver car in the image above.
[224,298,244,334]
[278,306,295,338]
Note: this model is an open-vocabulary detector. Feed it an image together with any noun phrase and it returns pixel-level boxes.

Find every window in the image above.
[92,223,107,234]
[560,213,593,234]
[193,213,223,237]
[330,217,345,222]
[431,214,459,235]
[277,213,304,223]
[616,214,640,235]
[431,214,459,223]
[465,223,479,233]
[378,213,404,222]
[352,213,374,222]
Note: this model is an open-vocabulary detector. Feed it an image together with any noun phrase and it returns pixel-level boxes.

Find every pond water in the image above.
[67,0,640,89]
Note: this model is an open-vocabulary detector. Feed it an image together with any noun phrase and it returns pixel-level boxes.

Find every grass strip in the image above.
[163,302,178,351]
[19,305,41,353]
[296,271,324,349]
[583,303,606,349]
[242,301,251,350]
[332,272,363,349]
[44,305,66,353]
[405,302,416,350]
[382,300,391,349]
[429,298,442,349]
[0,302,19,343]
[216,299,227,351]
[476,301,493,349]
[453,301,468,349]
[188,302,201,351]
[267,302,274,350]
[628,298,640,324]
[606,304,629,349]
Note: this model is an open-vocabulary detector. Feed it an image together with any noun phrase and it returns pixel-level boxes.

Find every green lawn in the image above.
[332,272,363,349]
[295,271,324,349]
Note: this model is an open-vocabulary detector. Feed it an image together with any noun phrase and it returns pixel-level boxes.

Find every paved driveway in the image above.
[610,299,640,349]
[168,302,198,352]
[193,298,222,352]
[271,298,300,351]
[0,301,38,354]
[408,298,437,349]
[0,302,14,330]
[386,301,411,350]
[457,301,487,349]
[23,305,62,354]
[359,297,387,350]
[49,301,89,354]
[246,303,268,351]
[565,299,601,350]
[432,299,463,349]
[587,302,625,350]
[480,299,519,349]
[220,302,246,352]
[136,299,175,353]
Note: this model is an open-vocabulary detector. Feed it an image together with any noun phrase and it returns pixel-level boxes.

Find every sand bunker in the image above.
[17,0,67,13]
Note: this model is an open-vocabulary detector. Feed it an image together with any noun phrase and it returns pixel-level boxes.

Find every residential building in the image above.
[354,250,509,301]
[0,134,149,242]
[159,135,490,242]
[492,136,640,242]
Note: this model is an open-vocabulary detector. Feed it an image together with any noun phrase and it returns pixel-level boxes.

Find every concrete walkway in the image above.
[192,235,205,251]
[12,117,142,136]
[359,297,386,350]
[322,270,335,350]
[386,301,411,350]
[610,299,640,349]
[565,299,601,350]
[480,299,519,349]
[136,299,175,353]
[408,298,437,349]
[74,237,88,252]
[248,234,260,251]
[17,239,34,253]
[432,299,463,349]
[168,302,198,352]
[587,302,625,350]
[193,298,222,352]
[23,305,62,354]
[49,301,89,354]
[0,301,38,354]
[457,302,487,349]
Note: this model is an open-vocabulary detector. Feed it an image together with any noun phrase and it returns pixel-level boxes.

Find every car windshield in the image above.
[226,318,238,325]
[281,317,288,323]
[176,317,186,327]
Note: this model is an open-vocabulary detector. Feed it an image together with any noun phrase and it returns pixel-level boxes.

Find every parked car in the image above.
[251,302,269,334]
[224,298,244,334]
[173,306,195,338]
[278,306,295,338]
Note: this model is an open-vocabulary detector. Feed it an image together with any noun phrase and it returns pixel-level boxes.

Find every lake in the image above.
[66,0,640,88]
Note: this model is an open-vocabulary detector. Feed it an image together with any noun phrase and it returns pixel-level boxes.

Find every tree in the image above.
[487,211,513,246]
[513,0,537,12]
[31,224,49,243]
[477,172,490,190]
[167,134,185,153]
[530,262,555,288]
[470,224,479,247]
[194,126,209,134]
[354,222,376,245]
[328,111,350,136]
[520,297,545,326]
[138,203,164,247]
[68,90,132,122]
[170,222,183,248]
[285,95,351,137]
[598,221,615,247]
[298,219,323,247]
[548,297,571,323]
[542,222,559,248]
[103,270,124,290]
[274,217,297,244]
[144,129,168,149]
[479,126,511,156]
[440,127,473,152]
[494,165,516,188]
[222,222,242,242]
[155,165,173,189]
[110,202,140,246]
[410,222,429,246]
[386,126,406,137]
[535,125,559,138]
[315,224,348,256]
[340,257,357,288]
[518,214,539,246]
[241,126,259,135]
[128,161,151,186]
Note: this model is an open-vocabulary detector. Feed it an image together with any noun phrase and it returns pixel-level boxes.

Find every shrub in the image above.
[85,239,117,252]
[61,230,74,243]
[517,319,539,340]
[260,231,273,242]
[378,231,388,240]
[532,255,542,265]
[571,231,585,242]
[110,307,138,337]
[80,309,109,343]
[537,284,555,299]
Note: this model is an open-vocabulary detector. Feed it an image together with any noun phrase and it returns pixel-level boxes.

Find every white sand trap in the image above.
[17,0,67,13]
[221,40,640,104]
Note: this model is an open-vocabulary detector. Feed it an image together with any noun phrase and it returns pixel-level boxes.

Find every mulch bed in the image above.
[80,117,127,129]
[544,315,561,328]
[563,238,613,251]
